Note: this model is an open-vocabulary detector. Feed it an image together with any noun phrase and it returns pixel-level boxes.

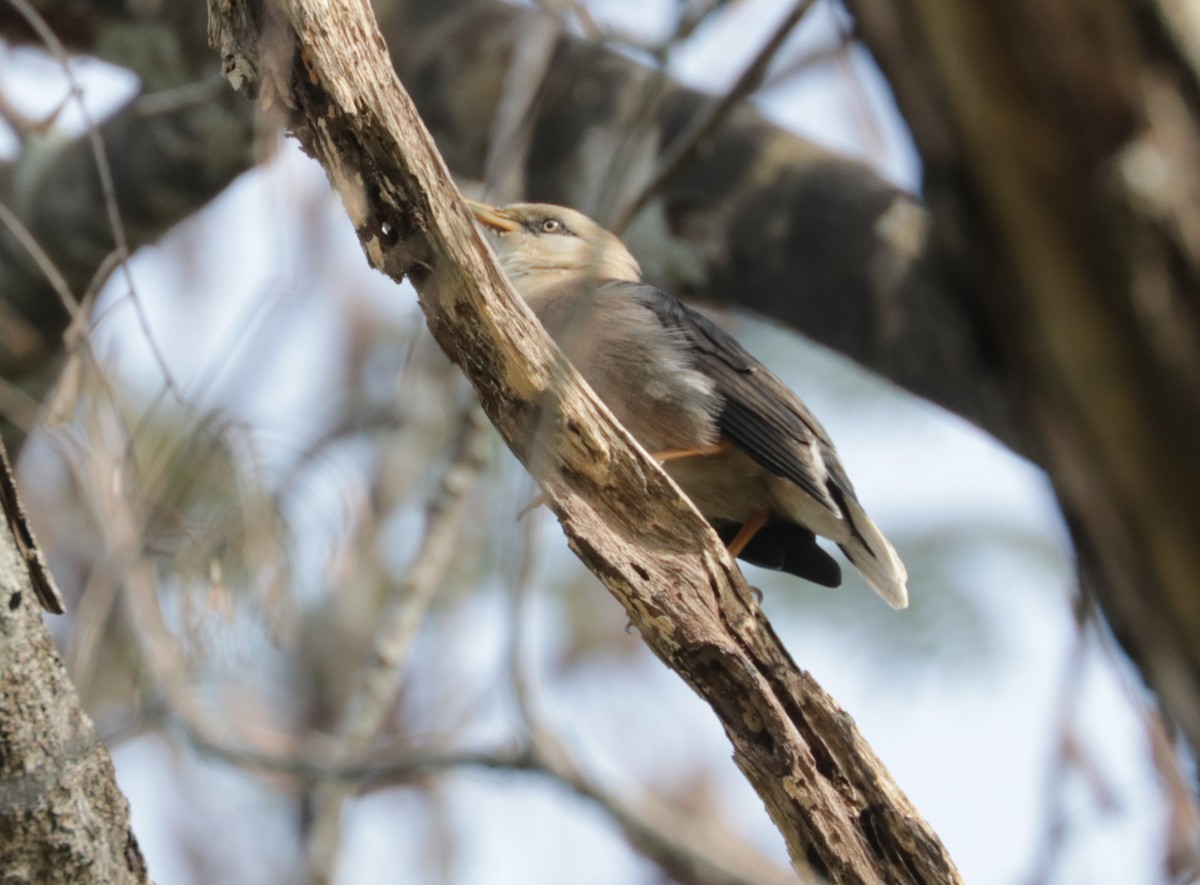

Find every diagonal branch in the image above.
[206,0,961,880]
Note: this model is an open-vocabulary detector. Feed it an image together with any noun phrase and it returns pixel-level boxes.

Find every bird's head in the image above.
[466,201,642,285]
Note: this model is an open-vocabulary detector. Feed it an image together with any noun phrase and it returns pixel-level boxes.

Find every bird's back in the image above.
[529,277,907,607]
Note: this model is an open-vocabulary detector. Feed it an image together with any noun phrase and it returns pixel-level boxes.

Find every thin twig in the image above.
[6,0,184,405]
[0,198,142,466]
[165,712,797,885]
[481,12,561,203]
[523,731,801,885]
[1023,601,1093,885]
[189,727,538,782]
[505,484,542,724]
[1085,591,1200,883]
[611,0,818,233]
[827,10,891,170]
[0,198,81,321]
[591,64,675,228]
[759,41,843,92]
[1144,707,1200,882]
[573,0,730,65]
[536,0,602,40]
[671,0,733,47]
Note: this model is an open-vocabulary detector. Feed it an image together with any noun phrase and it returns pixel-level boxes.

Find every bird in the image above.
[466,199,908,609]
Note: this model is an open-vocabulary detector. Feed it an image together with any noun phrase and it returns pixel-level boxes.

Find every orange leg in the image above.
[726,510,768,559]
[651,440,731,463]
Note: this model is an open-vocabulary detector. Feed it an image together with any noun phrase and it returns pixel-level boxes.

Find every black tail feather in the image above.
[714,520,842,588]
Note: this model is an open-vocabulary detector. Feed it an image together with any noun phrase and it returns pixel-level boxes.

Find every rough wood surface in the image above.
[0,451,148,883]
[208,0,961,880]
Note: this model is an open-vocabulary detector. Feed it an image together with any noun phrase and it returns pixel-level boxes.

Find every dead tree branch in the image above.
[207,0,961,880]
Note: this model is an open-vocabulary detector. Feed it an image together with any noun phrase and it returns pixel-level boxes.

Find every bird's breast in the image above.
[523,279,724,454]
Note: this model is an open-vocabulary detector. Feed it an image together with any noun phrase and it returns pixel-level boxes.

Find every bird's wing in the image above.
[614,282,853,514]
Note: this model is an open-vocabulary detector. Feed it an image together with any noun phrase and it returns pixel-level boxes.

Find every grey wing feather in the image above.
[614,282,855,513]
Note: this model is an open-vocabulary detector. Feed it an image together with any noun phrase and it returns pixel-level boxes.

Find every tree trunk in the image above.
[846,0,1200,747]
[0,442,148,884]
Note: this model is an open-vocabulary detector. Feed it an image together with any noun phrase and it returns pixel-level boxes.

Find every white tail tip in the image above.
[840,497,909,609]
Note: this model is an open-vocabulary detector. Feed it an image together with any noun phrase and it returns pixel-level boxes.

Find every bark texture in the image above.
[207,0,961,880]
[0,445,148,883]
[846,0,1200,747]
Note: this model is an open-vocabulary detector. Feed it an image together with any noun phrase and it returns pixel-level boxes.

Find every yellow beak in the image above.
[465,199,522,233]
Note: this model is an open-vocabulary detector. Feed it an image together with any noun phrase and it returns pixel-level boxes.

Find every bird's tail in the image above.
[838,496,908,609]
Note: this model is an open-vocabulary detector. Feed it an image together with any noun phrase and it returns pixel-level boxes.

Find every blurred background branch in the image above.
[304,405,489,883]
[0,0,1016,455]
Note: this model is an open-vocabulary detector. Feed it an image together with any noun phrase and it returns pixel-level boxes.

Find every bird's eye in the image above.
[540,218,562,234]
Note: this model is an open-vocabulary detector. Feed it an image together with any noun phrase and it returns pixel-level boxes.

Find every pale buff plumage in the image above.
[467,200,908,608]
